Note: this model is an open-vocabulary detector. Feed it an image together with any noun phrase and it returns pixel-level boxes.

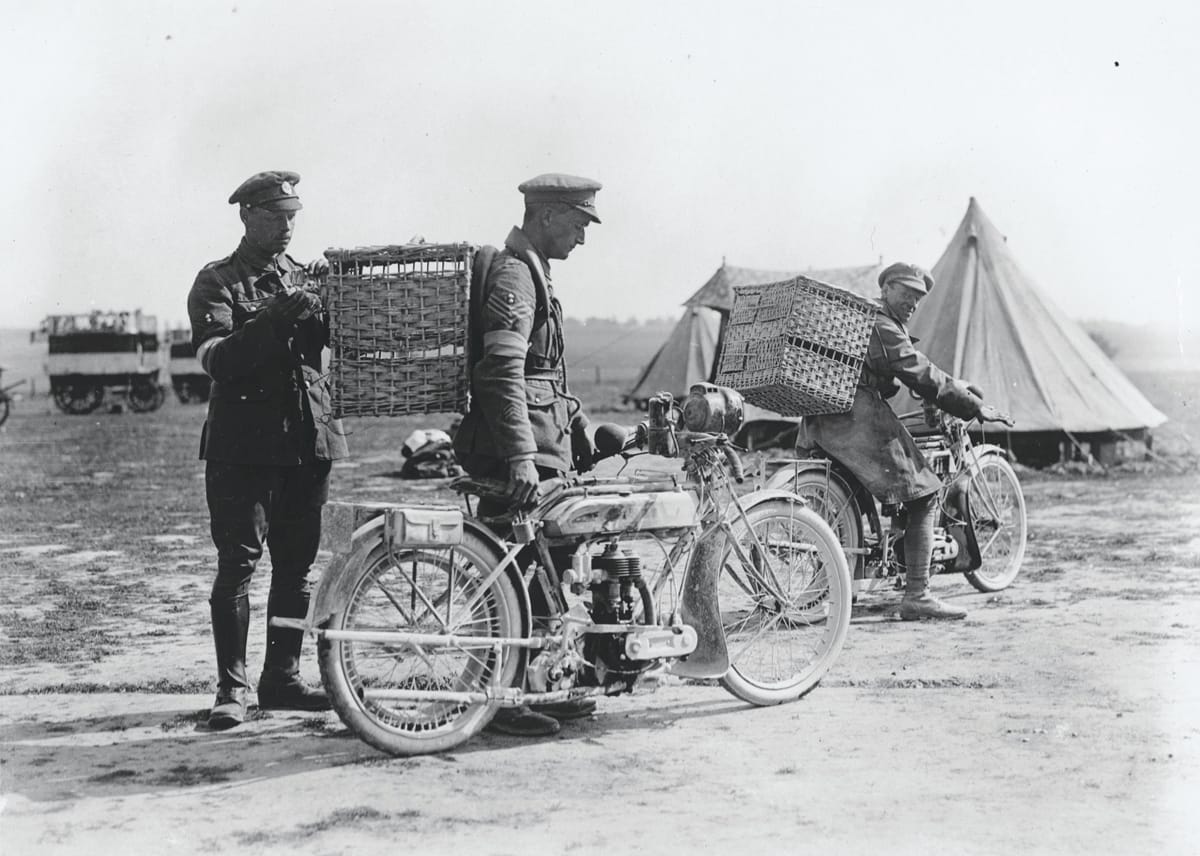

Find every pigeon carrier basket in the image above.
[321,243,473,417]
[715,275,876,416]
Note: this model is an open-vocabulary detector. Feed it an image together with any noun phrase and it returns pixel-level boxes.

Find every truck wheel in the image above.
[129,380,165,413]
[53,383,102,415]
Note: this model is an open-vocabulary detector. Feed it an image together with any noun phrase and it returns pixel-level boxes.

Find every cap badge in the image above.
[279,181,293,195]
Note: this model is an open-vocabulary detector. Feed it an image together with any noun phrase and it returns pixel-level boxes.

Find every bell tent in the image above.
[909,197,1166,465]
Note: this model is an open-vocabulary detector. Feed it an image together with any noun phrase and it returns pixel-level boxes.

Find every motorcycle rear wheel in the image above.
[718,500,852,705]
[962,453,1027,592]
[318,531,525,756]
[778,467,866,580]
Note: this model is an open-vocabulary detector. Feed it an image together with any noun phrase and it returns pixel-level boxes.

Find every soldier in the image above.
[188,171,349,730]
[453,173,602,736]
[801,262,1012,621]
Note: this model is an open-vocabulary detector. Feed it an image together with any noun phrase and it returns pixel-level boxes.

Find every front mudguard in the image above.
[305,516,531,638]
[673,489,805,678]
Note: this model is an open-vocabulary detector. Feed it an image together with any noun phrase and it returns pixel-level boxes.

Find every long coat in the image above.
[800,302,982,504]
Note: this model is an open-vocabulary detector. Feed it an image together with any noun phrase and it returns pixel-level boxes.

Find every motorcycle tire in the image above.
[318,530,525,757]
[962,452,1027,592]
[772,466,866,580]
[718,499,852,705]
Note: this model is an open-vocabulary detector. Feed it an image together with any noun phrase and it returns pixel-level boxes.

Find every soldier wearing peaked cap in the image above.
[453,173,602,737]
[187,170,348,730]
[800,261,1012,622]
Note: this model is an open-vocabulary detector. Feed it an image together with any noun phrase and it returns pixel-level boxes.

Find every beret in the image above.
[518,173,602,223]
[228,170,303,211]
[878,261,934,295]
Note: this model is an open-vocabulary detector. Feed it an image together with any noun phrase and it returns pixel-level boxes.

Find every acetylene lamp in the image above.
[681,383,745,434]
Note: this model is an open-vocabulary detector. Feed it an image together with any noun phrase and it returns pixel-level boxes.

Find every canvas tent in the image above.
[909,197,1166,465]
[627,260,883,405]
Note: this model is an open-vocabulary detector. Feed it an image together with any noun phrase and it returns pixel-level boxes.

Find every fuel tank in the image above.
[539,488,699,539]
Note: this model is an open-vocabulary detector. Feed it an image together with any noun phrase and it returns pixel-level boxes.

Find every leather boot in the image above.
[485,705,561,737]
[208,594,250,729]
[531,698,597,721]
[258,587,329,711]
[899,592,967,621]
[257,666,331,711]
[208,686,247,730]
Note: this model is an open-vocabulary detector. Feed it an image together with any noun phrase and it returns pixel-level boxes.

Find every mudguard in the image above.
[673,489,802,678]
[306,516,531,638]
[942,444,1009,573]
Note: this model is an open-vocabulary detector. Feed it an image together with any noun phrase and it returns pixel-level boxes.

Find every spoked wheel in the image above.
[128,380,165,413]
[961,453,1027,592]
[318,530,526,756]
[771,466,866,580]
[52,382,102,415]
[718,499,852,705]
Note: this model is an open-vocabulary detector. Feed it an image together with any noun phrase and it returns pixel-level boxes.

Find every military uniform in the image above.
[801,300,982,503]
[187,171,347,726]
[453,225,586,478]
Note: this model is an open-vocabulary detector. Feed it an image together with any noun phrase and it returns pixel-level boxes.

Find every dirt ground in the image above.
[2,397,1199,855]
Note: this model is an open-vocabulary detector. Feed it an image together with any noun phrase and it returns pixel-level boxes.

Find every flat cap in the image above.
[518,173,602,223]
[228,170,303,211]
[878,261,934,295]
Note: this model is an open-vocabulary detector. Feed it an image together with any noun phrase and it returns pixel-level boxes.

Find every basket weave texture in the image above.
[715,275,876,416]
[321,243,472,417]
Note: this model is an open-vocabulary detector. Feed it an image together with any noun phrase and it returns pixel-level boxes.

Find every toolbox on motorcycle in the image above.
[715,275,876,416]
[321,243,474,417]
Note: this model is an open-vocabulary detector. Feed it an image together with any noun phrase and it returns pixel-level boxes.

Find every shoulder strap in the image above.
[467,245,500,373]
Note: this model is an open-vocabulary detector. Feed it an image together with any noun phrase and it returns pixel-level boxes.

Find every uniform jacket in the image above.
[800,302,982,503]
[187,239,349,465]
[453,227,586,474]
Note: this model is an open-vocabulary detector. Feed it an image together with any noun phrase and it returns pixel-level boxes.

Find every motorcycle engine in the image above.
[585,543,656,688]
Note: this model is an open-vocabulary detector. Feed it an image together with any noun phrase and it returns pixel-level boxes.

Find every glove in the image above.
[571,426,595,474]
[978,404,1014,427]
[259,290,322,336]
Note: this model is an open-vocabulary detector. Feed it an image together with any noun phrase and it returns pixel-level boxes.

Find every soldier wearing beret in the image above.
[453,173,601,736]
[801,262,1012,621]
[187,171,349,729]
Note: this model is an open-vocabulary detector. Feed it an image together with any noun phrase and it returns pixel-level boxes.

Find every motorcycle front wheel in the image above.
[718,500,852,705]
[962,453,1028,592]
[318,531,525,756]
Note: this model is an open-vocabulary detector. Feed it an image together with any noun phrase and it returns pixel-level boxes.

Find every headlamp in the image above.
[682,383,744,434]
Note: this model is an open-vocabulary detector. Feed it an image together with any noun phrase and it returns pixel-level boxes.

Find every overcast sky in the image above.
[3,1,1197,346]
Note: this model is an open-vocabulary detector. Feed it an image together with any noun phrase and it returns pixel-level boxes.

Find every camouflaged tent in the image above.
[626,260,884,404]
[909,198,1166,464]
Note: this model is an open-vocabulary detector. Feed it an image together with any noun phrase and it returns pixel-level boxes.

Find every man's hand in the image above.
[260,290,321,334]
[978,404,1014,427]
[304,258,330,278]
[506,459,540,508]
[571,426,595,474]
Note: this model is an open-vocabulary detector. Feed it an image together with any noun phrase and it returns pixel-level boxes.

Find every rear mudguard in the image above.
[306,516,532,638]
[765,458,882,544]
[673,489,803,678]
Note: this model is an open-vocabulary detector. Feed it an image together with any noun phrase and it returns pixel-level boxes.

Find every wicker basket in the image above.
[715,275,876,416]
[321,243,473,417]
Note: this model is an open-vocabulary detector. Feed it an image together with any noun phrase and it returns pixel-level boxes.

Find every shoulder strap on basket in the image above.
[467,245,500,374]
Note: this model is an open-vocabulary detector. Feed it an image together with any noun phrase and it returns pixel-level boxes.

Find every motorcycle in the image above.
[273,384,852,756]
[764,399,1027,598]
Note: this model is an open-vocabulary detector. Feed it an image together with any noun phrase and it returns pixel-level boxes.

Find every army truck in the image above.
[167,327,212,403]
[42,311,166,414]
